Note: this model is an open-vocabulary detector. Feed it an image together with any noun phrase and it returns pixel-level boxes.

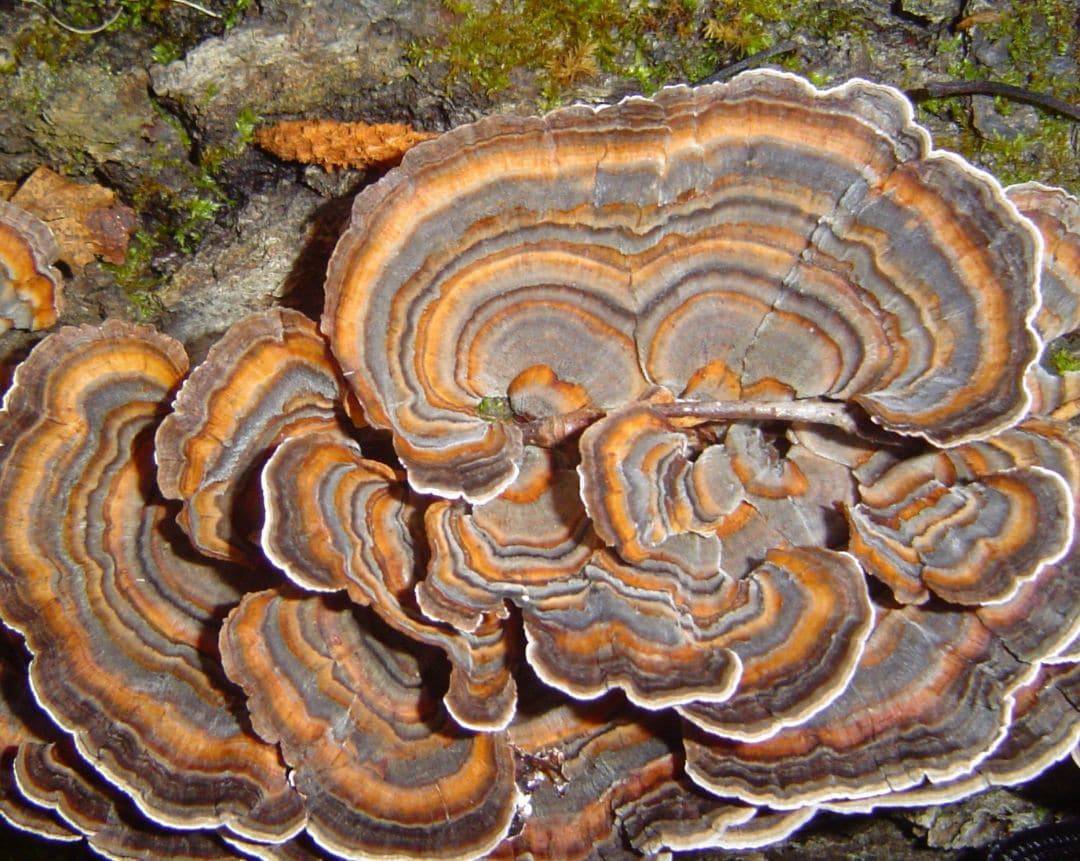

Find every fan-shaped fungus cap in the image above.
[681,555,1072,809]
[14,741,240,859]
[417,445,601,633]
[489,696,685,860]
[522,544,872,718]
[0,200,63,332]
[220,591,519,861]
[504,400,872,723]
[626,798,816,855]
[490,687,816,857]
[849,420,1079,605]
[0,323,303,841]
[1027,364,1080,421]
[1010,184,1080,420]
[824,660,1080,813]
[325,71,1041,504]
[0,638,79,843]
[156,308,362,565]
[848,459,1073,605]
[260,430,518,731]
[1007,184,1080,343]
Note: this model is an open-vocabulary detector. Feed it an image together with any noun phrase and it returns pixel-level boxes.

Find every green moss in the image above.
[150,39,182,65]
[409,0,723,103]
[105,104,259,316]
[411,0,875,105]
[1050,345,1080,375]
[12,0,253,69]
[234,105,259,145]
[703,0,786,55]
[477,396,515,421]
[917,0,1080,194]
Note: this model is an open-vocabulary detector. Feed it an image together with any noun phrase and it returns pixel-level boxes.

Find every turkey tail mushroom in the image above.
[324,70,1042,508]
[156,308,363,566]
[220,591,520,861]
[260,429,519,732]
[0,323,304,841]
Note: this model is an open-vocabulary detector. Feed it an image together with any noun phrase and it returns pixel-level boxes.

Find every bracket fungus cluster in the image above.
[1,70,1080,859]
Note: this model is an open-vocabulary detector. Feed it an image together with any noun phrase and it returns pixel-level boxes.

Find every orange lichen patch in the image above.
[260,429,518,731]
[417,445,601,631]
[0,323,303,840]
[254,119,436,171]
[156,308,363,566]
[14,742,240,859]
[848,423,1078,605]
[325,72,1041,506]
[221,591,519,861]
[10,166,136,267]
[0,199,62,332]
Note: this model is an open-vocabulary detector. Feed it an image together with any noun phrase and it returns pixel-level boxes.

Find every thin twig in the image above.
[19,0,121,34]
[693,40,799,86]
[520,408,603,447]
[517,398,872,448]
[654,399,862,434]
[909,80,1080,122]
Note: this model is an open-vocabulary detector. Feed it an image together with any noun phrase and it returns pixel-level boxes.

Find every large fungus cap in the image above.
[1011,183,1080,420]
[0,637,79,844]
[521,544,872,720]
[0,199,63,332]
[490,694,694,860]
[156,308,362,565]
[1007,183,1080,343]
[848,458,1073,605]
[681,543,1079,810]
[14,741,240,859]
[260,429,518,731]
[824,660,1080,813]
[325,70,1041,503]
[220,591,519,861]
[0,322,303,840]
[850,419,1080,606]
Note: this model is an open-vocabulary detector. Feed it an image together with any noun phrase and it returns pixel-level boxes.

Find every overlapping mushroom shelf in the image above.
[1,70,1079,859]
